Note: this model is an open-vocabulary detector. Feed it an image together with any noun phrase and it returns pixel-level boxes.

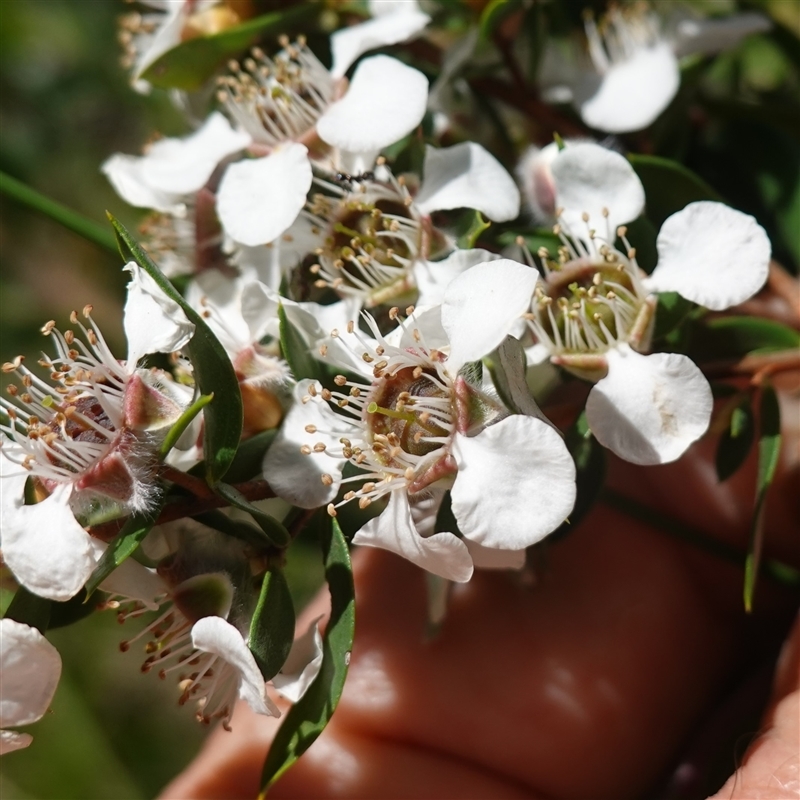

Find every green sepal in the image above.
[715,398,755,483]
[549,412,606,541]
[628,154,720,229]
[259,518,355,794]
[83,501,165,600]
[278,303,323,382]
[141,6,318,91]
[3,586,51,634]
[107,214,243,484]
[249,568,296,682]
[743,384,782,613]
[455,210,491,249]
[158,393,213,460]
[213,482,290,548]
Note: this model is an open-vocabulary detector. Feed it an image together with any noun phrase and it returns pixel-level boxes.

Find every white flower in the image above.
[0,263,194,601]
[264,261,576,581]
[102,112,250,215]
[215,39,429,247]
[0,619,62,755]
[523,143,771,465]
[539,4,770,133]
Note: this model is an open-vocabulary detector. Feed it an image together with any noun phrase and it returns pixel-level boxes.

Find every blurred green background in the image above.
[0,1,798,798]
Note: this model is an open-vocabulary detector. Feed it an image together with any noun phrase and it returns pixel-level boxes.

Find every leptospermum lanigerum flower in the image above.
[264,261,577,582]
[539,3,770,133]
[0,263,195,601]
[0,619,62,755]
[521,142,771,465]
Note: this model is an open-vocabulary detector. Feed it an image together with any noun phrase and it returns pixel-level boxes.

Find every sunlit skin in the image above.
[161,427,799,800]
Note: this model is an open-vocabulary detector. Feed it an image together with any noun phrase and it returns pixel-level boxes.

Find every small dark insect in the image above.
[334,170,375,190]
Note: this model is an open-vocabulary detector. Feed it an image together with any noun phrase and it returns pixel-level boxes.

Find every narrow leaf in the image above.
[84,503,164,599]
[278,303,318,381]
[192,510,279,550]
[455,210,491,249]
[158,393,213,459]
[141,6,317,91]
[213,482,290,548]
[3,587,51,634]
[260,517,355,793]
[479,0,524,39]
[715,397,755,482]
[743,384,782,613]
[108,214,243,483]
[222,429,277,483]
[0,171,117,252]
[653,291,695,341]
[249,568,296,681]
[705,316,800,356]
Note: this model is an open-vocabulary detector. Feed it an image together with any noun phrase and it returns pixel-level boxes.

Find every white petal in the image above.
[132,2,184,80]
[551,142,645,236]
[142,112,250,195]
[98,556,167,611]
[0,730,33,755]
[191,617,280,717]
[330,7,430,79]
[0,619,62,727]
[672,12,771,59]
[272,617,324,703]
[414,249,501,308]
[217,145,312,246]
[577,42,680,133]
[262,381,349,508]
[317,56,428,153]
[101,154,182,213]
[586,344,713,465]
[644,201,771,310]
[441,259,538,373]
[123,261,195,363]
[464,538,527,570]
[451,417,576,549]
[1,484,96,602]
[353,492,473,582]
[415,142,521,222]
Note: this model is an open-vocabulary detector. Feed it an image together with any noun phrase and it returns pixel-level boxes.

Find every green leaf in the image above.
[434,490,459,535]
[49,589,105,630]
[192,509,280,550]
[220,429,278,484]
[653,291,695,341]
[278,302,319,382]
[715,397,756,483]
[3,586,51,634]
[621,214,658,273]
[158,393,213,460]
[705,316,800,356]
[249,568,296,682]
[108,214,243,483]
[479,0,524,39]
[455,209,491,249]
[497,229,560,257]
[487,335,544,417]
[0,170,118,252]
[743,384,782,613]
[84,503,164,599]
[260,517,355,793]
[550,412,606,541]
[628,154,720,229]
[213,482,290,548]
[141,6,318,91]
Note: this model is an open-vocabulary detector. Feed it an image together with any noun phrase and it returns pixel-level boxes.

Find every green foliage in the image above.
[260,518,355,793]
[716,397,756,482]
[278,302,320,381]
[704,316,800,356]
[158,393,213,460]
[3,585,51,634]
[213,482,291,548]
[249,568,296,681]
[455,209,491,249]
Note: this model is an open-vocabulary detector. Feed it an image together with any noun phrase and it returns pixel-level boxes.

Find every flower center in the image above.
[584,5,661,74]
[217,37,335,148]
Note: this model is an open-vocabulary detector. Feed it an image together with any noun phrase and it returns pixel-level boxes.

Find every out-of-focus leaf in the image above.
[455,209,491,248]
[497,229,560,258]
[249,567,296,682]
[550,412,606,540]
[278,303,319,382]
[434,490,459,535]
[158,393,212,459]
[479,0,524,39]
[213,482,290,548]
[221,429,278,484]
[84,502,164,600]
[622,215,658,273]
[653,291,695,340]
[744,384,782,612]
[259,518,354,793]
[141,6,318,91]
[716,397,756,482]
[705,316,800,356]
[3,586,51,634]
[108,214,243,484]
[629,154,720,229]
[48,589,105,630]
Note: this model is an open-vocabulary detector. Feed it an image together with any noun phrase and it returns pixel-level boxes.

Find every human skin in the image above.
[161,434,799,800]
